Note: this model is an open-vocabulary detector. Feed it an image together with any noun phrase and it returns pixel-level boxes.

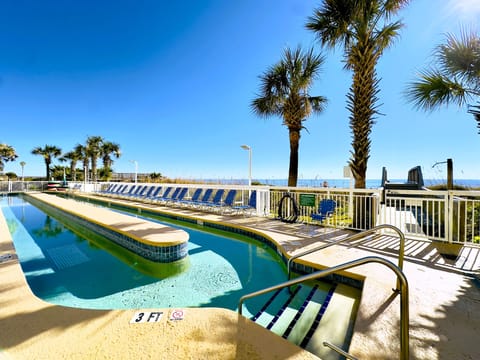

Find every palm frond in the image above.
[405,69,470,110]
[437,30,480,88]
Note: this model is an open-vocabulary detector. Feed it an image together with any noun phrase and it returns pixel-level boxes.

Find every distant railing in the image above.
[2,181,479,245]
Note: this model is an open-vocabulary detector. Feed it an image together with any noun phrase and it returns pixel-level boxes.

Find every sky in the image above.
[1,0,479,182]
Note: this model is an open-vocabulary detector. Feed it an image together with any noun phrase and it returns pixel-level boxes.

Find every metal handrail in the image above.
[287,224,405,288]
[238,256,409,360]
[323,341,358,360]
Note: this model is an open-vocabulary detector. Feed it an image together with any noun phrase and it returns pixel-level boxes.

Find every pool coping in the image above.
[1,192,479,359]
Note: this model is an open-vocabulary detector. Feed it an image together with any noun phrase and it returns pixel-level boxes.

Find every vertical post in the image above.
[241,145,252,196]
[446,158,453,243]
[447,158,453,190]
[130,160,138,184]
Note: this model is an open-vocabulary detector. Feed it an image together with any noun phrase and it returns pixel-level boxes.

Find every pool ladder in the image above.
[238,225,409,360]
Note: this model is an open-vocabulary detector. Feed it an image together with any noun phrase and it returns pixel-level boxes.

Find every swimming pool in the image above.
[1,195,308,316]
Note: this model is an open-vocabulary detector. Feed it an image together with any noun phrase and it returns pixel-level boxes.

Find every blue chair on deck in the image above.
[156,187,177,204]
[145,186,162,202]
[168,187,188,205]
[233,190,257,216]
[310,199,336,223]
[191,189,213,208]
[214,189,237,213]
[179,188,202,207]
[127,185,147,198]
[201,189,225,210]
[139,186,155,200]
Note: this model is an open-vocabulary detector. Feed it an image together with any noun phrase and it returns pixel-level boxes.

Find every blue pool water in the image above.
[1,196,291,315]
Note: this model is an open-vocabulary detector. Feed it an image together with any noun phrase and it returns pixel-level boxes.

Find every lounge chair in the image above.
[167,187,188,205]
[310,199,336,223]
[145,186,162,202]
[99,184,115,194]
[126,185,147,199]
[154,187,175,204]
[138,186,155,200]
[232,190,257,216]
[201,189,225,210]
[190,188,213,209]
[178,188,203,207]
[215,189,237,213]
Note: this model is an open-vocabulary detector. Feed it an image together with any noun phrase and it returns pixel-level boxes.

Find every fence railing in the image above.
[1,181,479,245]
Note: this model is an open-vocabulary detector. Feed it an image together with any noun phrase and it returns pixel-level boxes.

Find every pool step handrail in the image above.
[238,256,409,360]
[287,224,405,290]
[322,341,358,360]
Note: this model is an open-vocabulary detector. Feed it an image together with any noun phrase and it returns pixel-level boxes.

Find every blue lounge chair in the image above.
[145,186,162,202]
[168,187,188,205]
[126,185,147,198]
[179,188,202,207]
[108,184,128,197]
[233,190,257,216]
[190,188,213,208]
[201,189,225,210]
[155,187,174,204]
[130,185,153,200]
[99,184,115,194]
[138,186,155,200]
[215,189,237,213]
[310,199,336,223]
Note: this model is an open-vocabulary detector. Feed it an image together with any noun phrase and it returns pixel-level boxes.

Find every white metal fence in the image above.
[1,181,479,245]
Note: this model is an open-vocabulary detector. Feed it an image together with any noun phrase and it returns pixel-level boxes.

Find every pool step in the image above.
[251,282,360,360]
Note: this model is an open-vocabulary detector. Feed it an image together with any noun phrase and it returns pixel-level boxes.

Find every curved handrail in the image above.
[238,256,409,360]
[287,224,405,287]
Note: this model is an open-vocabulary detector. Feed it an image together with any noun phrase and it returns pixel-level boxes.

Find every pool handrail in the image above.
[287,224,405,290]
[238,255,409,360]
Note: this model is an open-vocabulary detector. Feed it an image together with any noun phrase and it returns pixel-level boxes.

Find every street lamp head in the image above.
[240,145,250,151]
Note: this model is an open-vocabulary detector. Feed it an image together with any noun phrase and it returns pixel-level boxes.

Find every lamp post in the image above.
[130,160,138,183]
[240,145,252,188]
[20,161,26,181]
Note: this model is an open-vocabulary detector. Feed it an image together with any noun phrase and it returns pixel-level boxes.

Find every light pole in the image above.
[20,161,26,181]
[240,145,252,188]
[130,160,138,183]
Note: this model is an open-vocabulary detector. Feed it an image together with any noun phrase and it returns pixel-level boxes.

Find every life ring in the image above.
[277,193,298,223]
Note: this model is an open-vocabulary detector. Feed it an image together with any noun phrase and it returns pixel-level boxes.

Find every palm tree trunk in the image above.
[288,128,301,187]
[45,161,50,180]
[348,44,379,189]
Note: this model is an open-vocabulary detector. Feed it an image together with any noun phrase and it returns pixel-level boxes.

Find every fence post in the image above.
[447,191,453,243]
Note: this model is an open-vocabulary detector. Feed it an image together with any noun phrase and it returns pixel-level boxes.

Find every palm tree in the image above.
[31,145,62,180]
[251,46,327,187]
[70,144,88,182]
[85,136,104,182]
[0,143,18,173]
[62,146,84,181]
[406,30,480,133]
[101,141,121,180]
[306,0,410,188]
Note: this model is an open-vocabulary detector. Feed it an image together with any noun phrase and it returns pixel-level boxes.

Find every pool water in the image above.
[1,196,295,315]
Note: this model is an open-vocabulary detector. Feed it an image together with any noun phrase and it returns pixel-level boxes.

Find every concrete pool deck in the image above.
[1,192,479,359]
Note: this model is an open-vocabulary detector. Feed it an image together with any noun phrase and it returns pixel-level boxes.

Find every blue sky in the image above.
[1,0,479,181]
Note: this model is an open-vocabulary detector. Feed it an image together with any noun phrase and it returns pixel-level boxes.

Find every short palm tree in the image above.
[86,136,104,182]
[74,144,89,182]
[0,143,18,173]
[31,145,62,180]
[101,141,121,180]
[62,146,84,181]
[406,30,480,133]
[251,46,327,187]
[306,0,410,188]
